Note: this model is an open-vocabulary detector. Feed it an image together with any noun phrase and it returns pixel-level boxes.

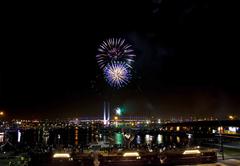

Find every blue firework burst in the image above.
[103,61,132,88]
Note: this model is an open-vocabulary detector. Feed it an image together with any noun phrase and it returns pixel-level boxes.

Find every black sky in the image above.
[1,1,240,119]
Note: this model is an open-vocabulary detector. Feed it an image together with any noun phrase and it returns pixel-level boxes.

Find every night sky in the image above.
[1,1,239,119]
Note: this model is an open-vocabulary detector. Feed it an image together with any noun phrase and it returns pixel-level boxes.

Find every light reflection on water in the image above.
[27,128,188,147]
[104,133,187,146]
[136,135,141,144]
[72,131,189,146]
[103,135,107,143]
[177,136,180,143]
[157,134,163,144]
[115,133,123,145]
[170,136,173,143]
[74,127,78,145]
[145,134,153,145]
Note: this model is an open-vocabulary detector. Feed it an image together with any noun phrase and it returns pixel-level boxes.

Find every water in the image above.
[4,126,190,149]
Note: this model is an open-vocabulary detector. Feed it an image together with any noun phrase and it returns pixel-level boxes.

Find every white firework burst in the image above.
[96,38,136,69]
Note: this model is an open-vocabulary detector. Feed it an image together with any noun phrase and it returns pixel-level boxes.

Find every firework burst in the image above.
[96,38,136,69]
[103,61,132,88]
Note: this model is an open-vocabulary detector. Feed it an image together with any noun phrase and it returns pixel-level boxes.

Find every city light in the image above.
[53,153,70,158]
[229,127,238,132]
[176,126,180,131]
[218,126,224,134]
[0,132,4,143]
[0,111,4,116]
[229,115,234,120]
[114,116,119,120]
[183,150,201,155]
[123,152,140,157]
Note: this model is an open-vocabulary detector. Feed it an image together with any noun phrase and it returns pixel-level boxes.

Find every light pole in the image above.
[217,120,224,160]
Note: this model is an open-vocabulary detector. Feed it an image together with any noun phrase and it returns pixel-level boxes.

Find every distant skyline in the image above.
[1,1,239,119]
